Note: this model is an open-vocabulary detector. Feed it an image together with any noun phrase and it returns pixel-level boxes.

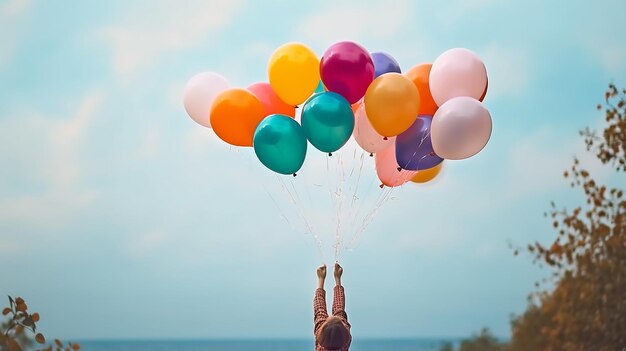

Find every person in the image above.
[314,262,352,351]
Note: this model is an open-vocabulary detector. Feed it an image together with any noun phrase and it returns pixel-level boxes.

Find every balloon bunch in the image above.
[183,42,491,187]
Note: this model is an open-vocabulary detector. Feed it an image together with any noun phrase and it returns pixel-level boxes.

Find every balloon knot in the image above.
[293,173,297,177]
[369,153,373,157]
[328,152,332,157]
[397,167,402,172]
[383,136,388,140]
[295,105,299,109]
[379,184,384,189]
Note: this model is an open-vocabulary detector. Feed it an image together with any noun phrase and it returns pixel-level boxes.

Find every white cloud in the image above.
[100,0,243,78]
[125,228,168,258]
[581,37,626,74]
[480,46,530,99]
[575,2,626,75]
[297,0,411,47]
[0,0,33,67]
[0,92,103,227]
[0,238,20,255]
[135,127,161,159]
[504,127,613,201]
[0,0,31,16]
[438,0,498,23]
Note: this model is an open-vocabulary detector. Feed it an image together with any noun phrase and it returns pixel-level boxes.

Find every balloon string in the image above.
[348,152,375,238]
[346,177,380,248]
[334,151,346,261]
[276,174,325,261]
[346,171,389,250]
[348,148,413,250]
[230,149,325,260]
[346,152,365,233]
[348,184,396,250]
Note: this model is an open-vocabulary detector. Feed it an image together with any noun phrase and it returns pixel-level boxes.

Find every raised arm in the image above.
[314,265,329,333]
[332,263,348,322]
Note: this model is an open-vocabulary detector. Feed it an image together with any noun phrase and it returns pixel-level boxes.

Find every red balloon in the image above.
[248,82,296,118]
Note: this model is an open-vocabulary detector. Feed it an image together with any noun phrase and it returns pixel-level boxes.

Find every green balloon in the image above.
[253,114,307,175]
[301,92,354,153]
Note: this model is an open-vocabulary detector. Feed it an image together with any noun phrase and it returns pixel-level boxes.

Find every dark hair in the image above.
[317,316,349,350]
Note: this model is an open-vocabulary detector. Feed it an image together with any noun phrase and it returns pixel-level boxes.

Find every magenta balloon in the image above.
[320,41,375,104]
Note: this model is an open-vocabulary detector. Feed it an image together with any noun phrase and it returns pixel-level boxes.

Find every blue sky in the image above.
[1,0,625,341]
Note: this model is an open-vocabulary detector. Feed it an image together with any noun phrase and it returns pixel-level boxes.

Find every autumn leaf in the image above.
[35,333,45,344]
[6,338,23,351]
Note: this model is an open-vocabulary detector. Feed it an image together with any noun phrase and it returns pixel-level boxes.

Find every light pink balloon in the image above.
[431,96,492,160]
[183,72,230,128]
[354,104,395,154]
[429,48,487,106]
[375,143,418,187]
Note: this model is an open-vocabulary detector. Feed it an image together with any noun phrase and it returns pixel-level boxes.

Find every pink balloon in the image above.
[320,41,375,104]
[431,96,492,160]
[375,143,418,187]
[429,48,487,106]
[183,72,230,128]
[354,104,395,154]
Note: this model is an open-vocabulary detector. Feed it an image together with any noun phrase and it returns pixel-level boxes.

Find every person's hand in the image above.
[334,262,343,280]
[317,265,327,279]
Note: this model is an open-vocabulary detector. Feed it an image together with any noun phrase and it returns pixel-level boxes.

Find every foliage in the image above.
[1,296,80,351]
[582,83,626,171]
[509,84,626,350]
[439,328,507,351]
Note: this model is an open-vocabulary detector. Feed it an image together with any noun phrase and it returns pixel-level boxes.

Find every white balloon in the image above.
[431,97,492,160]
[429,48,487,106]
[183,72,229,128]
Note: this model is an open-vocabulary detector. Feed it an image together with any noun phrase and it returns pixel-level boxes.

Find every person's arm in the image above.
[332,262,348,322]
[314,265,329,333]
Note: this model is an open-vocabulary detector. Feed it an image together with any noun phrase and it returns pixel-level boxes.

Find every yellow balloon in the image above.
[364,73,420,137]
[268,43,320,106]
[411,163,443,183]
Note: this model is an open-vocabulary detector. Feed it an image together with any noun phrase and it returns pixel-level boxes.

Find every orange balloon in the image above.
[411,163,443,183]
[406,63,438,115]
[248,82,295,118]
[364,73,420,137]
[351,100,362,114]
[210,88,266,147]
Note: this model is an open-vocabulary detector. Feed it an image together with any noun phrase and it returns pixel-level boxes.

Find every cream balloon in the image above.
[429,48,487,106]
[354,104,395,154]
[183,72,230,128]
[431,97,492,160]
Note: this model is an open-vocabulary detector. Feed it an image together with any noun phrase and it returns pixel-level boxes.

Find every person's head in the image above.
[317,316,350,350]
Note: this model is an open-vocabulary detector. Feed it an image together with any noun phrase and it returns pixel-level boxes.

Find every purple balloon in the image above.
[372,52,401,78]
[395,116,443,171]
[320,41,374,104]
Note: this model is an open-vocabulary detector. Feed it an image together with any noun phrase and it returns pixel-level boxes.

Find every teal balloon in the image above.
[314,80,325,94]
[301,92,354,153]
[253,114,307,175]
